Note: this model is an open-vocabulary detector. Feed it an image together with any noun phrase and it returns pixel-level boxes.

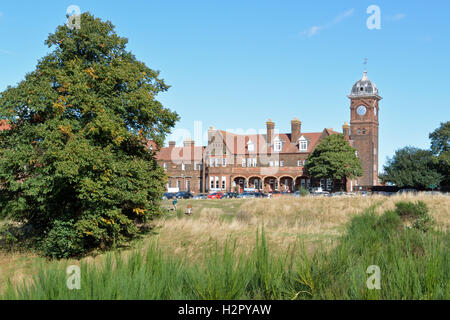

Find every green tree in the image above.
[380,147,442,189]
[0,13,178,257]
[429,121,450,186]
[305,134,362,190]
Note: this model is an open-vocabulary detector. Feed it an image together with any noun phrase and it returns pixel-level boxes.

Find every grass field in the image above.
[0,194,449,299]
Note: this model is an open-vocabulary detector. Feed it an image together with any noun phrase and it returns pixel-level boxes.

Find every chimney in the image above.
[168,141,176,148]
[291,118,301,143]
[183,139,195,147]
[208,126,216,143]
[266,119,275,145]
[342,122,350,141]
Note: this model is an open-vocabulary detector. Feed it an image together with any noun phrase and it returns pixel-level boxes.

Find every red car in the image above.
[207,192,224,199]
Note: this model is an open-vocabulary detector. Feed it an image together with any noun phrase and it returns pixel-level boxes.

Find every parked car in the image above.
[193,193,208,199]
[398,188,418,195]
[162,192,176,200]
[207,192,224,199]
[330,191,346,197]
[224,192,238,198]
[176,191,193,199]
[313,191,330,197]
[236,192,253,199]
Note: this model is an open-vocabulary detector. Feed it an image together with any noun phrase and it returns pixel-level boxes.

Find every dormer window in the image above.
[247,140,255,152]
[298,136,308,152]
[273,136,282,152]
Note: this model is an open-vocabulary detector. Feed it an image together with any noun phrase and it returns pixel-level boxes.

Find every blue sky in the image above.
[0,1,449,170]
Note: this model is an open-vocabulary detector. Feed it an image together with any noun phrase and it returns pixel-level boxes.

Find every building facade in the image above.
[156,71,381,193]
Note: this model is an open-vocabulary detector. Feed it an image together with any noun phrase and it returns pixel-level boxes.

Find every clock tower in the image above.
[348,70,382,187]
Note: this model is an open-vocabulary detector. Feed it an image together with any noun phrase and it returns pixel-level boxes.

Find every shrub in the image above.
[395,201,434,232]
[42,220,83,259]
[299,187,310,197]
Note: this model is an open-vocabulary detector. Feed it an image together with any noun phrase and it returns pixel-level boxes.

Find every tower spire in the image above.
[362,58,368,80]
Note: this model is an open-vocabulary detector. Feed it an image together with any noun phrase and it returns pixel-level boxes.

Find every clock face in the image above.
[356,105,367,116]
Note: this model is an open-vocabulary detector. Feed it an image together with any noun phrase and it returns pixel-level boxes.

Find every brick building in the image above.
[156,71,381,193]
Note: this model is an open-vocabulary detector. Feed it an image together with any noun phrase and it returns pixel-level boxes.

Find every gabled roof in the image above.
[208,128,338,155]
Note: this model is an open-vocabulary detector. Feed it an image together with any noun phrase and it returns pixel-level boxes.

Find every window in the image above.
[181,163,185,171]
[362,128,366,135]
[306,179,311,188]
[209,158,214,167]
[222,158,226,167]
[320,179,325,189]
[269,161,273,167]
[297,160,302,166]
[242,158,246,167]
[186,180,190,192]
[303,160,307,165]
[177,180,181,188]
[247,140,255,152]
[280,161,284,167]
[163,163,167,170]
[355,151,359,158]
[221,176,226,189]
[273,137,282,152]
[274,160,279,167]
[301,179,306,188]
[210,177,214,189]
[215,158,219,167]
[357,129,361,135]
[298,136,308,151]
[252,158,257,167]
[326,179,332,190]
[215,177,219,189]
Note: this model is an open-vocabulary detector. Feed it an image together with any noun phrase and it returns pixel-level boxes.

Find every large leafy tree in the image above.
[380,147,442,189]
[429,121,449,186]
[0,13,178,257]
[305,134,362,190]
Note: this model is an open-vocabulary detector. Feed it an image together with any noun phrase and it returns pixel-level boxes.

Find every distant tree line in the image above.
[380,122,449,190]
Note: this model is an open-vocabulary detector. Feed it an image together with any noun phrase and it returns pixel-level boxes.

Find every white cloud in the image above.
[0,49,13,55]
[300,8,355,38]
[386,13,406,21]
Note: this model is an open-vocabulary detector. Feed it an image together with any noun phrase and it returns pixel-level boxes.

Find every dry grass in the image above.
[153,194,450,261]
[0,194,448,293]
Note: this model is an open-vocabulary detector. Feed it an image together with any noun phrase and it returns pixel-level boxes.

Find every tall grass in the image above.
[3,204,448,300]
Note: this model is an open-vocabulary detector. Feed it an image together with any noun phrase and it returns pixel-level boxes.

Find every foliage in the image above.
[299,187,309,197]
[395,201,434,232]
[41,220,83,259]
[429,121,450,186]
[381,147,442,189]
[305,134,362,189]
[0,13,178,257]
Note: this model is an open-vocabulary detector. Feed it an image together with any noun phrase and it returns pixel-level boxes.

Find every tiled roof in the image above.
[155,128,341,160]
[209,129,335,155]
[156,146,205,162]
[0,120,10,131]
